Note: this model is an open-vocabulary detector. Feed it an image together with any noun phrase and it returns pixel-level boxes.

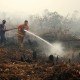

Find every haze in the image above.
[0,0,80,16]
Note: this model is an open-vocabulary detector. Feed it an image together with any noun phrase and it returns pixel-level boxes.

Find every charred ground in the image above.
[0,40,80,80]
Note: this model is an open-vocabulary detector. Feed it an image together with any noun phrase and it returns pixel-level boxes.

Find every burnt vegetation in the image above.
[0,10,80,80]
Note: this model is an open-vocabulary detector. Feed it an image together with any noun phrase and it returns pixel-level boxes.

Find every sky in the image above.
[0,0,80,16]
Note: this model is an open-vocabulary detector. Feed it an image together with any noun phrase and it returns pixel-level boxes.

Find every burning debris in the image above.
[48,55,54,63]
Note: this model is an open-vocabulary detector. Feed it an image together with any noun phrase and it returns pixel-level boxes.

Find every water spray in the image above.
[24,30,64,57]
[24,30,54,47]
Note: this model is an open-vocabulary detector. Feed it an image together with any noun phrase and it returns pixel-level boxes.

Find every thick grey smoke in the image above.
[0,10,80,36]
[0,10,80,59]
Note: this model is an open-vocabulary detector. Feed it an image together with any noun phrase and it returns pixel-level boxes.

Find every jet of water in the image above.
[24,30,55,47]
[24,30,64,56]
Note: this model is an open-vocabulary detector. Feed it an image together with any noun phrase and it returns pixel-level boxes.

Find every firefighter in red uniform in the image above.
[18,20,29,47]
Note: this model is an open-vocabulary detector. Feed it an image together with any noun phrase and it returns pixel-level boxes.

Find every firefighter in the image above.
[0,20,6,46]
[17,20,29,47]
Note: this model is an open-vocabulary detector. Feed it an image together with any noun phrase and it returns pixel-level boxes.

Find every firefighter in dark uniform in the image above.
[0,20,6,45]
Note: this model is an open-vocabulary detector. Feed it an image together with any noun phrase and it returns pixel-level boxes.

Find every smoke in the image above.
[24,30,65,57]
[42,42,65,57]
[0,11,80,60]
[50,42,65,57]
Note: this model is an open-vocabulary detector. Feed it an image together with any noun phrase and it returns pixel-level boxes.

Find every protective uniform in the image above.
[0,24,6,44]
[18,24,29,47]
